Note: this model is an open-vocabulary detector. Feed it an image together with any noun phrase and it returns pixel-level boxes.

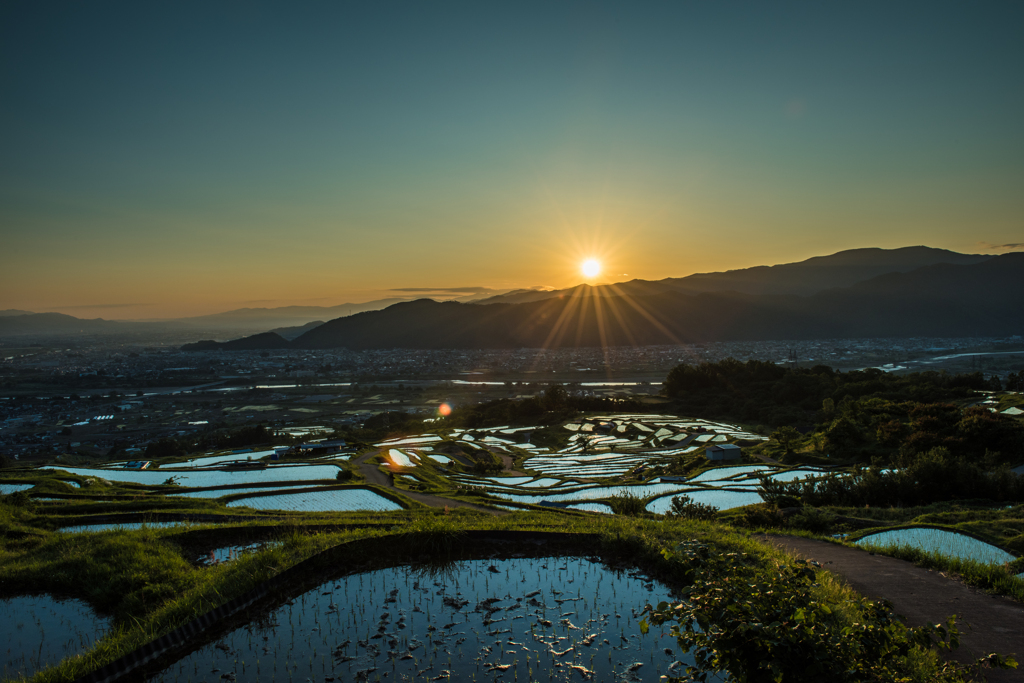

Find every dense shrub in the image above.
[642,540,1015,682]
[758,448,1024,508]
[608,491,647,516]
[663,359,998,428]
[664,494,718,521]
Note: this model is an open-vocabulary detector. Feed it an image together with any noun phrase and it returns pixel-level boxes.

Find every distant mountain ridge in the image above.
[0,312,123,335]
[182,250,1023,351]
[166,299,410,331]
[4,246,1011,343]
[472,246,991,305]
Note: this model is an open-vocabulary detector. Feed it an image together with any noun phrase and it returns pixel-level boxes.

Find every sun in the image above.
[581,259,601,279]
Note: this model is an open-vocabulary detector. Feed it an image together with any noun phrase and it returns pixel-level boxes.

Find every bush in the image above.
[336,469,354,482]
[641,540,1017,682]
[608,491,647,516]
[759,447,1024,508]
[788,507,834,534]
[3,490,33,508]
[665,494,718,521]
[741,504,785,529]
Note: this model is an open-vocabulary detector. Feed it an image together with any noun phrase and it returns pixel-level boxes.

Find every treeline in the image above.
[443,386,643,429]
[759,447,1024,507]
[335,411,427,445]
[144,424,277,458]
[818,399,1023,465]
[330,387,643,445]
[663,358,998,427]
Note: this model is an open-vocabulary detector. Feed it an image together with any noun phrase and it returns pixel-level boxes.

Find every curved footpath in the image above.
[762,535,1024,682]
[354,450,506,515]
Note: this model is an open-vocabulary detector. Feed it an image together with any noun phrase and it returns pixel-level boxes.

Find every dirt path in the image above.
[761,535,1023,682]
[354,451,506,516]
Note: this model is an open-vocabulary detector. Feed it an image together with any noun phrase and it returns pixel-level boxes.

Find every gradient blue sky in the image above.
[1,1,1021,318]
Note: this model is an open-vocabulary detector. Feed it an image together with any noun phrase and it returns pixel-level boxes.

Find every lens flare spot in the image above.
[438,403,452,417]
[581,259,601,278]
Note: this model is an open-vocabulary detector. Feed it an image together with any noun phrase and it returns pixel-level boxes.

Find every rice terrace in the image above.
[3,360,1024,682]
[3,2,1024,679]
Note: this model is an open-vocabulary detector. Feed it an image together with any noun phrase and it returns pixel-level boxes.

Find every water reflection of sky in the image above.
[1,594,110,680]
[856,528,1016,565]
[149,557,712,683]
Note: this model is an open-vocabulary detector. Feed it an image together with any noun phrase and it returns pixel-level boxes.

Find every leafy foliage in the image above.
[145,424,279,458]
[758,448,1024,508]
[663,358,999,428]
[444,386,644,429]
[607,490,647,516]
[664,494,719,521]
[641,540,1017,682]
[769,425,801,453]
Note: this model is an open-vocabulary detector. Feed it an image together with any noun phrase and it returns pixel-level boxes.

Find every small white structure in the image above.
[706,444,742,461]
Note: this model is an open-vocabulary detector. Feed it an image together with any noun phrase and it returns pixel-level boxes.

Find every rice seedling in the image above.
[0,595,111,681]
[148,557,682,682]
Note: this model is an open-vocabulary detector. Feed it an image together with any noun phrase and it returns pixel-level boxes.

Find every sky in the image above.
[1,1,1022,319]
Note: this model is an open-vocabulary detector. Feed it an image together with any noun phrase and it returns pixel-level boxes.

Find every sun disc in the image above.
[581,259,601,278]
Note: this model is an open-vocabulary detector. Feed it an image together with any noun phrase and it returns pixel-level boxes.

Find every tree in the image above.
[821,397,835,420]
[543,385,568,409]
[824,416,863,455]
[146,438,184,458]
[770,426,801,453]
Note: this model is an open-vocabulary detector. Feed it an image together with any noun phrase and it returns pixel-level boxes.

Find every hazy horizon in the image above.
[2,2,1022,319]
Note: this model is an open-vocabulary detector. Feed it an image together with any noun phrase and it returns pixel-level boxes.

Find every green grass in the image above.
[857,541,1024,603]
[3,462,1019,682]
[0,492,993,683]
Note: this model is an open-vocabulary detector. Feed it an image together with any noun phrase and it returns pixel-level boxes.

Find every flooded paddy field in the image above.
[35,412,797,518]
[225,487,403,512]
[646,489,763,513]
[197,541,281,565]
[58,520,196,534]
[1,594,111,681]
[855,527,1017,565]
[149,556,697,683]
[42,464,341,488]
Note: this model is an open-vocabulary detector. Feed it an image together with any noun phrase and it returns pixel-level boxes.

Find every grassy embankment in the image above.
[0,481,997,683]
[721,499,1024,603]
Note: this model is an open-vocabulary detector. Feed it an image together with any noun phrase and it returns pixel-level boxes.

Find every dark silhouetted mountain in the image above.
[0,309,35,317]
[0,312,123,335]
[270,320,324,340]
[473,246,992,305]
[268,253,1021,350]
[181,332,291,352]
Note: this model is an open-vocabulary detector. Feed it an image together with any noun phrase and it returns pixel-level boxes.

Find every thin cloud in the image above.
[59,303,154,309]
[977,242,1024,251]
[236,298,336,305]
[390,287,495,294]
